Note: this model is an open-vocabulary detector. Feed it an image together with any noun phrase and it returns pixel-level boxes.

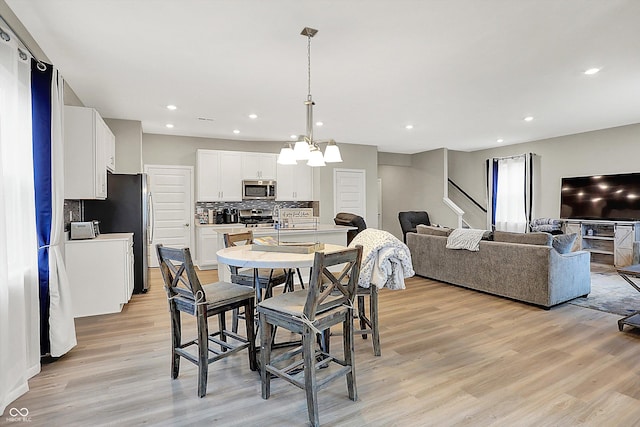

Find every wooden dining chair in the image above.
[257,245,363,427]
[223,230,290,332]
[156,244,257,398]
[355,284,381,356]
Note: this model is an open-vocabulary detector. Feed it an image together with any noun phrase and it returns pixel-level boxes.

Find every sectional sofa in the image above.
[406,227,591,308]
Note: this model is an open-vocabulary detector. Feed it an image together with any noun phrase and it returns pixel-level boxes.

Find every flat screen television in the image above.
[560,172,640,221]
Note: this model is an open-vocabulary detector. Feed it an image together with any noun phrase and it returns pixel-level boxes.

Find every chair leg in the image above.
[218,311,227,351]
[170,303,181,379]
[296,268,305,289]
[245,300,257,371]
[303,326,320,427]
[370,286,381,356]
[197,307,209,398]
[260,312,273,399]
[343,312,357,401]
[357,295,367,339]
[232,307,240,333]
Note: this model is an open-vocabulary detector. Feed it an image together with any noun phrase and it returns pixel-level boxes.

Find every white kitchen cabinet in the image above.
[196,226,221,268]
[242,153,277,180]
[65,233,134,318]
[104,121,116,172]
[276,162,313,201]
[196,150,243,201]
[64,105,114,199]
[195,224,245,269]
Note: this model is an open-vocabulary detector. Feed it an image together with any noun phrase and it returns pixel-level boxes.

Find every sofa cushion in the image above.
[416,224,452,237]
[552,233,577,254]
[493,231,552,246]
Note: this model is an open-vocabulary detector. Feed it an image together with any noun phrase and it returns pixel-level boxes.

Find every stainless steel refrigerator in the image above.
[83,173,153,293]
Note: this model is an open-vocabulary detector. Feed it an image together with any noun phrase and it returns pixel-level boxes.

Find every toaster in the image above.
[70,221,99,239]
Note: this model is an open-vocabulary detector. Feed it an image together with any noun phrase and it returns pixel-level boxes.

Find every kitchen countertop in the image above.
[66,232,133,243]
[195,223,356,234]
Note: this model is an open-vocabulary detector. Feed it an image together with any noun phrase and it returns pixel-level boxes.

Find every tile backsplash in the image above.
[195,200,315,224]
[64,200,82,231]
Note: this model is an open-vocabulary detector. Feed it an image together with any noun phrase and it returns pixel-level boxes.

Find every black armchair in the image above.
[398,211,431,243]
[334,212,367,245]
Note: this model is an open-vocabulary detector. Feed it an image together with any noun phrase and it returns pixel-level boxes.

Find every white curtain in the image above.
[0,30,41,414]
[47,68,76,357]
[494,156,527,232]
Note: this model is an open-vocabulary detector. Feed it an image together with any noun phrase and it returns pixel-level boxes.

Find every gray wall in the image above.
[447,123,640,227]
[104,119,143,174]
[379,148,455,240]
[142,133,379,227]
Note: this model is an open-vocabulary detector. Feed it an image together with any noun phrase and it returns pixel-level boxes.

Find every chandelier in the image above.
[278,27,342,167]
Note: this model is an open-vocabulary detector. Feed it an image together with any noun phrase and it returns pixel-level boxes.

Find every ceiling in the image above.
[5,0,640,154]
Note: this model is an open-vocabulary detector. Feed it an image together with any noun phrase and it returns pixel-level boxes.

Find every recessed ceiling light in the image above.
[290,134,298,139]
[497,138,504,143]
[524,116,534,122]
[584,68,600,75]
[165,123,174,128]
[315,121,323,126]
[248,114,258,119]
[166,105,177,110]
[405,125,413,130]
[233,129,240,134]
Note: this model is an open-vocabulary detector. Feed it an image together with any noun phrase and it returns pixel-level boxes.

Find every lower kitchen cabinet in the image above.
[195,225,246,269]
[65,233,134,317]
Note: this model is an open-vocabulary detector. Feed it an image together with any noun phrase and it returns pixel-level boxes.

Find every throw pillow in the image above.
[552,233,577,254]
[446,228,486,251]
[416,224,452,237]
[493,231,553,246]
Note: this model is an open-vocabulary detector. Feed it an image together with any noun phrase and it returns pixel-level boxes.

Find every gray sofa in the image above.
[406,229,591,308]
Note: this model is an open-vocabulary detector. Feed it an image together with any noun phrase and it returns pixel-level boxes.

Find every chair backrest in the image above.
[304,246,363,320]
[334,212,367,245]
[156,244,204,300]
[223,230,254,248]
[398,211,430,241]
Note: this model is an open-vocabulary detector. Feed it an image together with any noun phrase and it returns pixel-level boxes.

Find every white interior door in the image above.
[334,168,366,219]
[144,165,194,267]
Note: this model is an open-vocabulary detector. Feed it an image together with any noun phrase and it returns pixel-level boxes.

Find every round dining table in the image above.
[217,243,348,351]
[216,243,347,271]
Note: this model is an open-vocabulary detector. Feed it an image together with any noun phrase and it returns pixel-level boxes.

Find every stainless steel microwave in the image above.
[242,180,276,200]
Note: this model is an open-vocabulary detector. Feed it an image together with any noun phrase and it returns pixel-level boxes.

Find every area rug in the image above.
[569,268,640,316]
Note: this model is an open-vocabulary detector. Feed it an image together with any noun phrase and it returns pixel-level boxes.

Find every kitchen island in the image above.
[195,223,356,270]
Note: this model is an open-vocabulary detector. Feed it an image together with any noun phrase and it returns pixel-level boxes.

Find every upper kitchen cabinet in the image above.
[104,124,116,172]
[276,162,313,201]
[196,149,243,201]
[242,153,277,180]
[64,106,115,199]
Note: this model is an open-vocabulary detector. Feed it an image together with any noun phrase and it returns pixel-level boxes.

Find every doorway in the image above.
[144,165,194,267]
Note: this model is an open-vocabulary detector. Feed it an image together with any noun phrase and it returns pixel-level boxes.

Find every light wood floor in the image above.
[7,269,640,426]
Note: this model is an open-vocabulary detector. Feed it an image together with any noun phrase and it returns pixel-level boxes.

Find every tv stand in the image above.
[564,220,640,267]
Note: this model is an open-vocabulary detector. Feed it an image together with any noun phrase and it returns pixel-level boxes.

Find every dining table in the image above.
[216,243,348,301]
[216,243,348,350]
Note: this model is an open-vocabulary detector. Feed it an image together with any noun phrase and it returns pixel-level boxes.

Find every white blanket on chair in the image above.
[348,228,414,290]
